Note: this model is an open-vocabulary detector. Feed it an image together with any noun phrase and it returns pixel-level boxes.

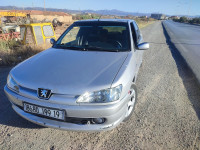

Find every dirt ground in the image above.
[0,21,200,149]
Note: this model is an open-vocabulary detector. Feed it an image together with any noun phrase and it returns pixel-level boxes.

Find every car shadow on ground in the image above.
[0,104,44,129]
[162,22,200,120]
[149,42,200,46]
[0,67,44,129]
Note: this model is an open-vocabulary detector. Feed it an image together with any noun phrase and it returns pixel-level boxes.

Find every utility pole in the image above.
[175,0,180,16]
[44,0,46,11]
[188,0,192,17]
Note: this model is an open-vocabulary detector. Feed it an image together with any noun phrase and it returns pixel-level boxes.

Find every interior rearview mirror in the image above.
[137,42,149,50]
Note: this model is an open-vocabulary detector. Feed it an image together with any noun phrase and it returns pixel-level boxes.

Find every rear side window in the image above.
[43,25,54,37]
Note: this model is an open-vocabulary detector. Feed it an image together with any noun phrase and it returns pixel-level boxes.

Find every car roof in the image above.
[76,19,134,23]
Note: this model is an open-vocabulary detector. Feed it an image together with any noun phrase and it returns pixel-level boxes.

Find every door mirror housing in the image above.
[50,38,56,45]
[137,42,149,50]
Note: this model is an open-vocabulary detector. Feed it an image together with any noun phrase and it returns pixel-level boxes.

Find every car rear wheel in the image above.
[123,83,137,122]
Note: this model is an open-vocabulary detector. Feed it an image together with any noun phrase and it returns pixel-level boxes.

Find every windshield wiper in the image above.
[83,46,119,52]
[56,44,120,52]
[56,45,85,50]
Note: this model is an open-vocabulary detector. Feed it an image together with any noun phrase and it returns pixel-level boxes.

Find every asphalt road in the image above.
[1,21,200,149]
[163,20,200,83]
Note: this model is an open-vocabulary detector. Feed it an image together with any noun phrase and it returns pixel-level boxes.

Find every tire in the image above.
[123,83,137,122]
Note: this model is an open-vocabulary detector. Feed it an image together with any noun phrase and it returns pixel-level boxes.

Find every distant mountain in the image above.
[0,6,151,16]
[194,15,200,18]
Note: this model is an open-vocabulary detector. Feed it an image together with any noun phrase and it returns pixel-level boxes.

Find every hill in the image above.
[0,6,150,16]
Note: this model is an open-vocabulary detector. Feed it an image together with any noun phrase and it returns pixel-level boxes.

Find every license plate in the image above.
[23,103,65,120]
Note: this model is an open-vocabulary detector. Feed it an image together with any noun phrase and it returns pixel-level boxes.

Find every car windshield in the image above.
[54,21,131,52]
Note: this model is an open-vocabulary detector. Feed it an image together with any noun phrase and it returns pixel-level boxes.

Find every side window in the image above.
[33,26,44,44]
[43,25,54,37]
[130,22,137,47]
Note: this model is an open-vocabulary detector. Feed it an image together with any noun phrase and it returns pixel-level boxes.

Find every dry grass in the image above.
[137,20,155,29]
[0,40,47,66]
[136,18,155,29]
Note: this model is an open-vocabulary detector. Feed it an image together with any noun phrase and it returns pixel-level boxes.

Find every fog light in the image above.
[92,118,105,124]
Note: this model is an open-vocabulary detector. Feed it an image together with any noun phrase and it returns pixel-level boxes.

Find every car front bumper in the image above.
[4,85,130,131]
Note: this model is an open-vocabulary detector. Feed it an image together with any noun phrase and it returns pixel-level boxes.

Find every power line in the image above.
[44,0,46,11]
[188,0,192,17]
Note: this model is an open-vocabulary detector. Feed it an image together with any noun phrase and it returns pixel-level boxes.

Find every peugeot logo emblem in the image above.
[40,89,47,97]
[38,88,52,100]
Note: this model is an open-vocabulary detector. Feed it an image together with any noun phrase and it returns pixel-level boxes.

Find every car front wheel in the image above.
[123,83,137,122]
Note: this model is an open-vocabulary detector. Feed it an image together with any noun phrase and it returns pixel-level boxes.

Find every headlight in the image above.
[76,85,122,103]
[7,75,19,92]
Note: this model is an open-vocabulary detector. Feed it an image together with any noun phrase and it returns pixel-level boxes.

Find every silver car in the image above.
[4,19,149,131]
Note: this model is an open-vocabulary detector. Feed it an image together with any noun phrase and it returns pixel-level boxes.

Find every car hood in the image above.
[11,48,128,95]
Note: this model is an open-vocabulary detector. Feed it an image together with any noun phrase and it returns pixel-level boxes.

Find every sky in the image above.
[1,0,200,16]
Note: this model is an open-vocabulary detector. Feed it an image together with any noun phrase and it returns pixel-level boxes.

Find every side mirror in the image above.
[137,42,149,50]
[50,38,56,45]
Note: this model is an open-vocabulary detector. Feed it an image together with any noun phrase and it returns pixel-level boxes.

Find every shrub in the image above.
[0,40,44,66]
[191,18,200,24]
[179,16,188,23]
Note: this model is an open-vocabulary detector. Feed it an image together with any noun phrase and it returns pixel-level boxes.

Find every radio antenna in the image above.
[98,15,102,21]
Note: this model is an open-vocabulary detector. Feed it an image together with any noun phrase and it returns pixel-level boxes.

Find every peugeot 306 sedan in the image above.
[4,19,149,131]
